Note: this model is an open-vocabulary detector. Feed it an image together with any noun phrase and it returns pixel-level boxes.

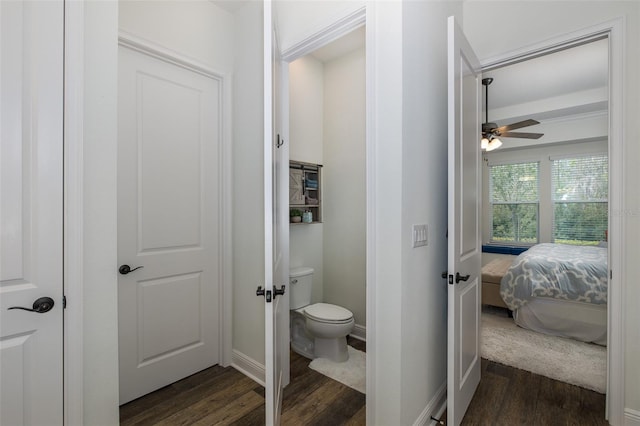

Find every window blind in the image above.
[552,155,608,245]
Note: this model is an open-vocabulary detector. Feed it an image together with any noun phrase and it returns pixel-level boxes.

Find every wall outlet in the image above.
[412,224,428,248]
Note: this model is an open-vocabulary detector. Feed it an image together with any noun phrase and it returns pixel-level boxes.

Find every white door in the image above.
[118,45,221,404]
[0,1,64,424]
[447,16,482,426]
[263,2,290,424]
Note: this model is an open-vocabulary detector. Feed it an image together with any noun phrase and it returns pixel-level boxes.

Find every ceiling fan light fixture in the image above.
[479,76,543,150]
[486,137,502,151]
[481,137,489,150]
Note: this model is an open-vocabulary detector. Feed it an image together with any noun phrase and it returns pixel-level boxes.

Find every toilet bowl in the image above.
[290,268,355,362]
[303,303,355,362]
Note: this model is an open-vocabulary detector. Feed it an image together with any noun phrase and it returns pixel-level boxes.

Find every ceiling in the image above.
[483,37,608,123]
[307,27,606,124]
[310,26,365,63]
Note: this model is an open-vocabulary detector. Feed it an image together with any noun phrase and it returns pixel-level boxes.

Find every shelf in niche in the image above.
[290,159,322,224]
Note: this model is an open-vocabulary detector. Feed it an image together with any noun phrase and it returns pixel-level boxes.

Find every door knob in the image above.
[8,297,55,313]
[119,264,143,275]
[455,272,470,283]
[273,285,286,299]
[256,286,272,303]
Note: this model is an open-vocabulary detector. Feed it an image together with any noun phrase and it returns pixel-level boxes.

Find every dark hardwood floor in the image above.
[121,337,606,426]
[120,338,366,426]
[457,358,607,426]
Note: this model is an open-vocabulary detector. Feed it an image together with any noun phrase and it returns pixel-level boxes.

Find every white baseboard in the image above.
[350,323,366,341]
[231,349,265,387]
[625,408,640,425]
[413,380,447,426]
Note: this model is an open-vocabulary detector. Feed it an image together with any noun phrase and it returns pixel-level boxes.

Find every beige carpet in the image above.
[482,312,606,393]
[309,346,366,394]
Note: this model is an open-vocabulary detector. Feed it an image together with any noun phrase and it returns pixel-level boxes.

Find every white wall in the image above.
[119,0,234,73]
[289,56,324,163]
[289,55,324,304]
[369,3,404,420]
[231,1,266,365]
[463,0,640,419]
[80,1,120,423]
[322,47,367,328]
[399,1,461,422]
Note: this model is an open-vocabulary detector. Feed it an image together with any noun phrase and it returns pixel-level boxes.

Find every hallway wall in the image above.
[230,2,266,366]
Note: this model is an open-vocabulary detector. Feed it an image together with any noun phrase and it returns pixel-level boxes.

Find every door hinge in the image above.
[63,295,67,309]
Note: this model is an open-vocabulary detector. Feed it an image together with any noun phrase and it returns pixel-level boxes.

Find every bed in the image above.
[500,243,608,345]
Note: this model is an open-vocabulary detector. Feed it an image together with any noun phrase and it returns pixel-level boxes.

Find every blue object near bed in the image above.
[500,243,608,311]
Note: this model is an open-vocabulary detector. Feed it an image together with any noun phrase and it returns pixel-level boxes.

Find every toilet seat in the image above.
[303,303,353,324]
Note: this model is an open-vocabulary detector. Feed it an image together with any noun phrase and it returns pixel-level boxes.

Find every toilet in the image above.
[289,267,355,362]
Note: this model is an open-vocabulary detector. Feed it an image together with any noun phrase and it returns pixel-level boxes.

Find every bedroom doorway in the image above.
[478,24,621,419]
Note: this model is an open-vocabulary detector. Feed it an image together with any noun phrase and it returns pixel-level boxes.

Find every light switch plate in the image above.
[412,224,428,248]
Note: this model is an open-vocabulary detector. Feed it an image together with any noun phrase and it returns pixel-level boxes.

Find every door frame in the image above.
[62,21,234,424]
[115,28,234,375]
[478,18,625,423]
[278,1,374,420]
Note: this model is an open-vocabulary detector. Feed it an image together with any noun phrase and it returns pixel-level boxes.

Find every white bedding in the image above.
[514,297,607,345]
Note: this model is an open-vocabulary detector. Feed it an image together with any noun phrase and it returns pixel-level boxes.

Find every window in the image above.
[552,155,608,245]
[484,145,609,249]
[489,162,539,244]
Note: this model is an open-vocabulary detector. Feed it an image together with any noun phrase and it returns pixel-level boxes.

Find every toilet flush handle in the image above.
[291,279,298,284]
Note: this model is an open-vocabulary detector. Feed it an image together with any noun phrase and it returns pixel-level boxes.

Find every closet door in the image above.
[117,44,221,404]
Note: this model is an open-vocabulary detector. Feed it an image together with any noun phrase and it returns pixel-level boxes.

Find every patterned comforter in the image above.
[500,243,608,310]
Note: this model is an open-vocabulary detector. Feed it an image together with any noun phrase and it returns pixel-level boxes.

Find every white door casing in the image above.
[0,1,64,424]
[264,1,290,424]
[447,16,482,426]
[117,43,221,404]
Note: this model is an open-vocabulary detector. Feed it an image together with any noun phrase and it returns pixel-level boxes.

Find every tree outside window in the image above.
[489,162,539,244]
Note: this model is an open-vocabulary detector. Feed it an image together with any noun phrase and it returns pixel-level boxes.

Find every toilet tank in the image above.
[289,267,314,310]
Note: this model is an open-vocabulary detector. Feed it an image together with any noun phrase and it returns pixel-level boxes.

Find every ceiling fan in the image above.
[481,77,544,151]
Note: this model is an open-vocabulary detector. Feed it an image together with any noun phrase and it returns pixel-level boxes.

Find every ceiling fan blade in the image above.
[500,131,544,139]
[494,118,540,133]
